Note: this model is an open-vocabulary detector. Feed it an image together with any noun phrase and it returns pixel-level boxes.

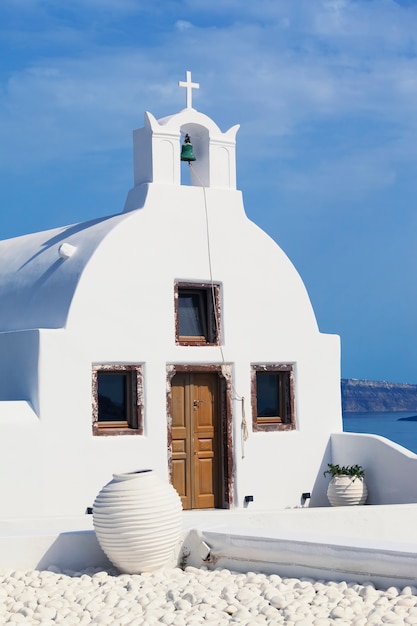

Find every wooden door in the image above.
[171,372,221,510]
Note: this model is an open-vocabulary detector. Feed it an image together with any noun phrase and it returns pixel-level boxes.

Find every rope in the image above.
[240,397,249,458]
[188,162,249,457]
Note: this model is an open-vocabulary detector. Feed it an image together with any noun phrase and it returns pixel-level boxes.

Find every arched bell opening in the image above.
[180,123,210,188]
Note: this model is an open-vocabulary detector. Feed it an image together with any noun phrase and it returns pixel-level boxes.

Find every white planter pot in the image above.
[327,475,368,507]
[93,469,183,573]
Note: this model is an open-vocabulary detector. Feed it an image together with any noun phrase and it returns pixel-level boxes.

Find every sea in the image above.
[343,411,417,454]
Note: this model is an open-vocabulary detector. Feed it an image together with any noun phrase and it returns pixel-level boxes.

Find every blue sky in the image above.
[1,0,417,384]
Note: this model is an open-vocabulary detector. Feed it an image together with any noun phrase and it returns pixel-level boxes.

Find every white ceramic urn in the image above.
[327,475,368,507]
[93,469,183,573]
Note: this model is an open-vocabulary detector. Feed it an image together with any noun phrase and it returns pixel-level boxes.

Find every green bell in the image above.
[180,133,196,162]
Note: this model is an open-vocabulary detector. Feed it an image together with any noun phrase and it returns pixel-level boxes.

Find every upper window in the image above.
[175,282,220,345]
[92,365,143,436]
[251,364,295,432]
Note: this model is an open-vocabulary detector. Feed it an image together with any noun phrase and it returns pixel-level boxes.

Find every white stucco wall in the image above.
[0,180,342,517]
[0,105,344,518]
[0,214,132,332]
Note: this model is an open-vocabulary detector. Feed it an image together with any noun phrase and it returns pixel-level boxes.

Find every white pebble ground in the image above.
[1,565,417,625]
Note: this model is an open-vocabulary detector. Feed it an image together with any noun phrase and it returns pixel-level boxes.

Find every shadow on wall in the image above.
[18,215,121,272]
[309,438,333,508]
[36,531,112,572]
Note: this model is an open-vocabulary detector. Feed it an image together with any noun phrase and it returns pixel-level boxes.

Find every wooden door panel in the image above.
[171,372,220,510]
[195,457,215,508]
[197,438,214,452]
[171,375,191,509]
[192,373,218,509]
[172,439,186,453]
[172,459,186,498]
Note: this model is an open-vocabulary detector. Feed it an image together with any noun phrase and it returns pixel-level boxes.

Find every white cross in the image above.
[178,70,199,109]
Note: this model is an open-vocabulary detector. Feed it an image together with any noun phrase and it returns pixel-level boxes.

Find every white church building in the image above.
[0,72,343,519]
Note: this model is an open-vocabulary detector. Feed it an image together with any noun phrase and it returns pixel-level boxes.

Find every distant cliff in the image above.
[341,379,417,413]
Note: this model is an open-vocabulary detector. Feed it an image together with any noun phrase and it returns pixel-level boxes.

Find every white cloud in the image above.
[175,20,193,31]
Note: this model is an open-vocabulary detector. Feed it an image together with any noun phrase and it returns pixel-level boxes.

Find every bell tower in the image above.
[124,71,239,212]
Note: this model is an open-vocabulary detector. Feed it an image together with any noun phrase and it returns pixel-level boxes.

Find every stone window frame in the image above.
[92,364,144,436]
[251,364,296,432]
[174,281,221,346]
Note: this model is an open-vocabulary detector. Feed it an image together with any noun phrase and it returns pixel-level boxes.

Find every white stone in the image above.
[3,528,417,625]
[398,598,417,607]
[386,586,401,597]
[405,587,417,596]
[175,599,192,611]
[269,595,287,609]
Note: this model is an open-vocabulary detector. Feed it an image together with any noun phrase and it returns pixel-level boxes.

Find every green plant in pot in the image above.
[324,463,368,506]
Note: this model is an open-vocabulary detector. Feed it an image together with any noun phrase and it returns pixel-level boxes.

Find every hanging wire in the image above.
[188,161,249,457]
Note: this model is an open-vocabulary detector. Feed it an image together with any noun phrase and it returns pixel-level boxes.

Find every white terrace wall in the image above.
[331,432,417,504]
